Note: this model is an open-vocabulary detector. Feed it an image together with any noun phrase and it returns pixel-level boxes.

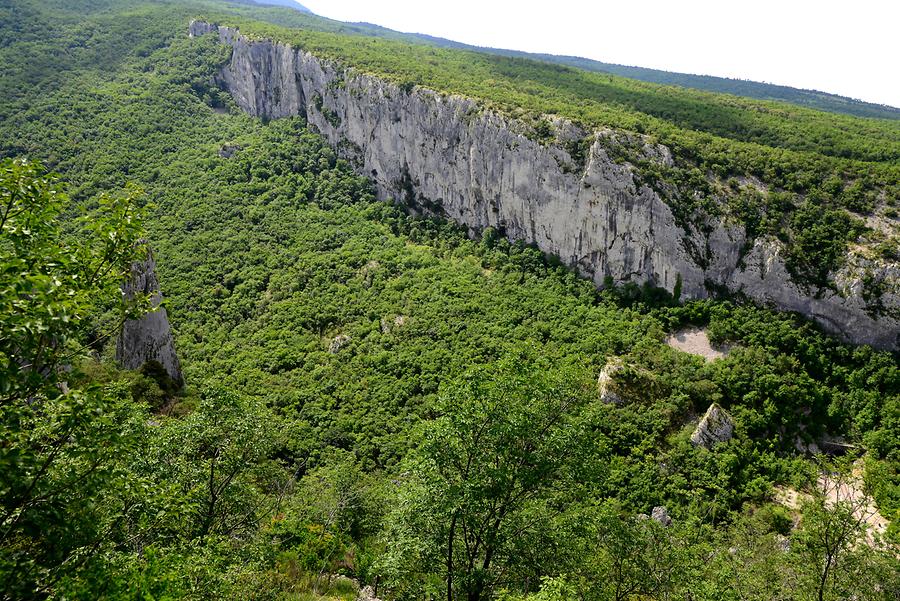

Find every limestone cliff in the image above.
[116,248,183,383]
[189,21,899,349]
[691,404,735,449]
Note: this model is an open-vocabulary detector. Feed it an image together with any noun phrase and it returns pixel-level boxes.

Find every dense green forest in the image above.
[183,4,900,287]
[205,0,900,120]
[454,52,900,122]
[1,0,898,599]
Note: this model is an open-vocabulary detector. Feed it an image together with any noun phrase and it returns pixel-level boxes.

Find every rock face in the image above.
[597,357,626,404]
[116,249,182,384]
[691,403,735,449]
[329,334,351,353]
[650,506,673,527]
[189,21,899,349]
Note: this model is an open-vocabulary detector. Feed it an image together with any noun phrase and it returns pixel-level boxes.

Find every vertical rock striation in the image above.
[189,21,899,349]
[691,403,735,449]
[116,247,182,384]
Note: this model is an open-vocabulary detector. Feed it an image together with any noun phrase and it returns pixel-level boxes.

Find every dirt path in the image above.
[666,327,729,361]
[775,462,890,547]
[820,467,890,546]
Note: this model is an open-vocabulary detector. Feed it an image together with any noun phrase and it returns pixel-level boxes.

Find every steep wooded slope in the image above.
[190,19,900,348]
[1,1,897,598]
[212,1,900,120]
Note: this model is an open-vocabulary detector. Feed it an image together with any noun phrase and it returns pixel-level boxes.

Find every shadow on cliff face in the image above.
[116,246,184,386]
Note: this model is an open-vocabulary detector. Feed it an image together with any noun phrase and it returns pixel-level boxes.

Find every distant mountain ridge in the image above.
[354,26,900,121]
[242,0,310,13]
[216,2,898,119]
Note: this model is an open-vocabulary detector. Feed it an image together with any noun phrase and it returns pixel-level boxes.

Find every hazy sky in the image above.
[299,0,900,108]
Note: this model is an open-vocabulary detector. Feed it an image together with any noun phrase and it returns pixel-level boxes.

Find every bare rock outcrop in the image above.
[188,21,899,349]
[638,505,673,527]
[116,248,182,384]
[690,403,735,449]
[651,506,673,526]
[357,585,383,601]
[380,314,407,334]
[597,357,626,404]
[329,334,351,353]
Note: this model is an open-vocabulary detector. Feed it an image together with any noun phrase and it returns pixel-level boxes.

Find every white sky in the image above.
[298,0,900,108]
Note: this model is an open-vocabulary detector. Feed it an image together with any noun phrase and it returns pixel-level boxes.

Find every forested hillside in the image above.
[529,57,900,121]
[186,4,900,303]
[200,0,900,120]
[1,1,898,599]
[430,49,900,122]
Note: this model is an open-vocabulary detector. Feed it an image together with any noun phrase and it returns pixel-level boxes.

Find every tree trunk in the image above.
[447,511,458,601]
[818,553,832,601]
[467,584,483,601]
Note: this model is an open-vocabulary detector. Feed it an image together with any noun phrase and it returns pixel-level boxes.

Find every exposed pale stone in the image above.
[380,315,407,334]
[597,357,626,404]
[775,534,791,552]
[776,462,890,549]
[189,21,899,350]
[116,248,182,383]
[329,334,351,353]
[666,327,728,361]
[690,403,734,449]
[793,436,822,456]
[651,506,673,527]
[357,585,383,601]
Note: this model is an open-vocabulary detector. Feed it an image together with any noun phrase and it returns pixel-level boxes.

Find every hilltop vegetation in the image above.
[219,13,900,167]
[0,0,898,599]
[470,53,900,122]
[191,9,900,288]
[204,0,900,120]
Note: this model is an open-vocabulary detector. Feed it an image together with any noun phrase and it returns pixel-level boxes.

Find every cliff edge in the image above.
[189,21,899,349]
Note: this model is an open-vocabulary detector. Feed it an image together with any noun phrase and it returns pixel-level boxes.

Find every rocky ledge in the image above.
[188,21,899,349]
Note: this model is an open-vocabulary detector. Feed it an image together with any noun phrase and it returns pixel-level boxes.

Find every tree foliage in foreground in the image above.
[0,158,148,596]
[0,3,898,598]
[0,159,896,598]
[379,351,599,600]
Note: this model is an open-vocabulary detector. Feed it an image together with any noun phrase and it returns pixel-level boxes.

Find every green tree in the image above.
[379,349,597,601]
[790,469,898,601]
[584,503,694,601]
[266,449,385,592]
[0,158,147,597]
[142,388,280,543]
[0,158,146,403]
